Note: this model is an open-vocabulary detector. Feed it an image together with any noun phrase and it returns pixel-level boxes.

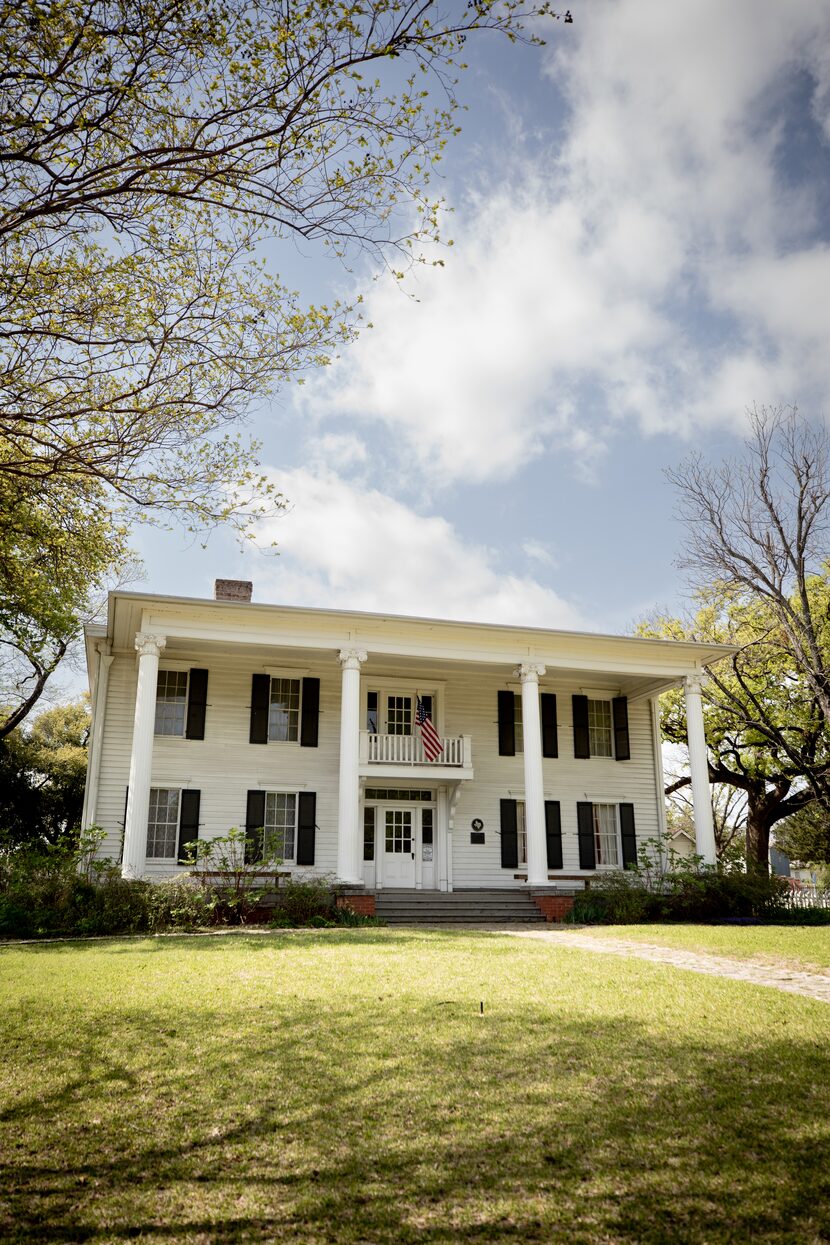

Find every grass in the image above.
[577,923,830,971]
[2,928,830,1244]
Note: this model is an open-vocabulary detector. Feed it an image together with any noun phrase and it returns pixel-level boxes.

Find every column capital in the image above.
[135,632,166,658]
[514,662,546,684]
[685,672,705,696]
[338,648,367,671]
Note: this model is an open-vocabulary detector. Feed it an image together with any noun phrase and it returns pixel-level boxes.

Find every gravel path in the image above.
[510,928,830,1005]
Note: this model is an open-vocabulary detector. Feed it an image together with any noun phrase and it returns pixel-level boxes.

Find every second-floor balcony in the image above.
[359,730,473,776]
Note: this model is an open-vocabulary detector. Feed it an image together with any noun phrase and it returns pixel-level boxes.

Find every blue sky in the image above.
[134,0,830,635]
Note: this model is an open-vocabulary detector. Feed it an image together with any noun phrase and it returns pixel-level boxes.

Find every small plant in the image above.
[182,828,283,924]
[146,876,216,932]
[276,875,336,926]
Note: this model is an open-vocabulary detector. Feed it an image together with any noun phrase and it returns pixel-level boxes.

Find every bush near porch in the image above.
[2,928,830,1243]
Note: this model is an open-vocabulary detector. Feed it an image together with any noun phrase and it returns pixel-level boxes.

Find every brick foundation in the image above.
[336,894,376,917]
[532,895,575,923]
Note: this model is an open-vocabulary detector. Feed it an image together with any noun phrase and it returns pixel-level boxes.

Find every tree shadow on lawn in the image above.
[3,995,830,1243]
[0,928,486,956]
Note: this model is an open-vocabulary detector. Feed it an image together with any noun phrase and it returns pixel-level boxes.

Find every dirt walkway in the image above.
[510,928,830,1005]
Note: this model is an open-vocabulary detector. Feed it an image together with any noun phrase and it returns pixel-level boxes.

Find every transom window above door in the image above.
[366,690,436,735]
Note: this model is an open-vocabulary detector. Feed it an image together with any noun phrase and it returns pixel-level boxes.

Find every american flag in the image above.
[416,697,444,762]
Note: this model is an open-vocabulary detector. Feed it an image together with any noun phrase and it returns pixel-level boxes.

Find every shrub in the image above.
[145,876,216,932]
[569,851,791,925]
[276,876,336,926]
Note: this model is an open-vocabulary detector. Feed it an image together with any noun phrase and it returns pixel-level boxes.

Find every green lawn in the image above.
[2,928,830,1244]
[578,923,830,971]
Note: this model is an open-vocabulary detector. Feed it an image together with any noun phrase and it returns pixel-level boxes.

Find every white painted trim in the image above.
[651,696,669,840]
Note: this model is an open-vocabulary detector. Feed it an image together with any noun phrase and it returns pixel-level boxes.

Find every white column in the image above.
[122,632,166,879]
[336,648,367,884]
[82,646,114,829]
[685,673,717,865]
[516,663,548,887]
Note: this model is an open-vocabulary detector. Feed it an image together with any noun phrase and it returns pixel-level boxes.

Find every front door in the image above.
[383,808,416,887]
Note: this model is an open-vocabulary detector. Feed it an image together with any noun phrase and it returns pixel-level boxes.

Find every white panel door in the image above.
[383,808,416,887]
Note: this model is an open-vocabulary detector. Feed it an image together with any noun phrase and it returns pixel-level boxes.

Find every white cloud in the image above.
[256,466,586,629]
[297,0,830,481]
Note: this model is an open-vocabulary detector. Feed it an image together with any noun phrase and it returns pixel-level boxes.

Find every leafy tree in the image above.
[774,803,830,867]
[0,470,131,736]
[0,0,565,723]
[0,700,90,845]
[1,0,562,529]
[669,405,830,803]
[642,584,830,871]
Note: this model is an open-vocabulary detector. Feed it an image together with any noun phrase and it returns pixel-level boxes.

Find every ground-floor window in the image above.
[593,803,619,867]
[147,788,180,859]
[264,792,297,862]
[516,799,527,867]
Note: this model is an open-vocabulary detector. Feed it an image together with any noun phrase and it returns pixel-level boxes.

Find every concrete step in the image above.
[373,888,547,925]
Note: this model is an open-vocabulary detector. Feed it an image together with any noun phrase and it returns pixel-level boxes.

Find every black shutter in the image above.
[296,792,316,866]
[177,789,201,863]
[500,798,519,868]
[300,677,320,748]
[249,674,270,744]
[613,697,630,761]
[245,789,265,864]
[577,801,596,870]
[545,800,563,870]
[185,669,209,740]
[541,693,558,758]
[498,690,516,756]
[620,803,637,868]
[572,695,590,759]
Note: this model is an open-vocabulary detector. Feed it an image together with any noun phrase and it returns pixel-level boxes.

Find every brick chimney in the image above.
[214,578,253,603]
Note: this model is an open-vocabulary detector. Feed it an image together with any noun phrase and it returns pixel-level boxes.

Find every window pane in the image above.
[264,792,297,860]
[516,800,527,867]
[385,810,412,852]
[363,807,375,861]
[364,788,433,802]
[154,670,187,736]
[269,678,300,742]
[367,691,378,734]
[514,695,524,754]
[387,696,412,736]
[588,700,613,757]
[147,787,179,858]
[593,803,619,866]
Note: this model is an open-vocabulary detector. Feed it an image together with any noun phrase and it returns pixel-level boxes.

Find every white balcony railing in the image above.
[359,731,472,768]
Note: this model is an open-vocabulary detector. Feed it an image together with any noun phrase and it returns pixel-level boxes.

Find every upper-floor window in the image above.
[588,699,613,758]
[269,677,300,742]
[155,671,188,736]
[366,691,435,735]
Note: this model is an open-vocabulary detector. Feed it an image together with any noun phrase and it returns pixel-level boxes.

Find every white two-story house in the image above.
[81,580,729,914]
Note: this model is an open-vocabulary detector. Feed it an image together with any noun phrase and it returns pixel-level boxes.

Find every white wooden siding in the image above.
[95,655,662,884]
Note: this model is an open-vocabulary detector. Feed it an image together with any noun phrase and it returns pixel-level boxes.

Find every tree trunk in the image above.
[745,796,774,873]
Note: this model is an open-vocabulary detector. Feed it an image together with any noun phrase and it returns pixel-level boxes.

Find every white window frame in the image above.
[154,668,189,737]
[587,698,614,759]
[263,790,298,863]
[516,799,527,867]
[364,680,444,737]
[146,787,181,860]
[268,675,302,744]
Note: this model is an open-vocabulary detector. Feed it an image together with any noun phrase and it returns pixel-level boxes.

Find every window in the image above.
[364,788,433,802]
[269,678,300,742]
[588,699,613,758]
[593,803,619,867]
[366,690,437,735]
[514,695,524,754]
[155,670,188,736]
[516,800,527,866]
[264,792,297,861]
[147,788,180,858]
[363,807,376,861]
